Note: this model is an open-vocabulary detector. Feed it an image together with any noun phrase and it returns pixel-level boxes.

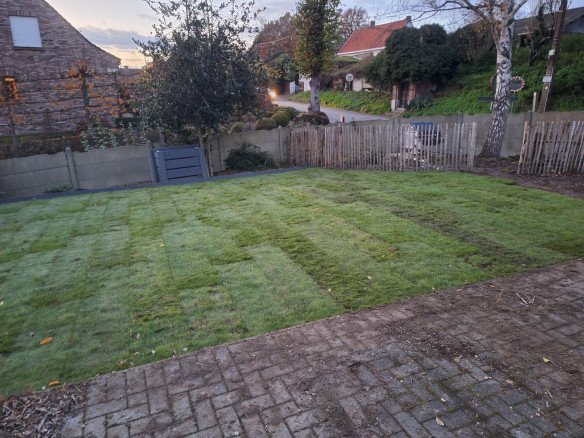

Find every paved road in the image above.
[62,260,584,437]
[273,98,390,123]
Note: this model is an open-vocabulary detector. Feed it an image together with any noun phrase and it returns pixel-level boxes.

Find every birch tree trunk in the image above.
[480,16,513,158]
[308,72,322,113]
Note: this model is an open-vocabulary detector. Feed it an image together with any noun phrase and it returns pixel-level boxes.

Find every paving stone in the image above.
[166,418,197,436]
[268,379,293,404]
[106,424,129,438]
[63,261,584,437]
[240,414,268,437]
[395,411,429,437]
[106,404,149,426]
[285,409,323,432]
[84,397,127,419]
[84,416,107,438]
[211,389,242,409]
[125,368,146,395]
[147,387,169,414]
[171,393,192,421]
[184,426,222,437]
[235,393,273,417]
[216,405,243,437]
[194,399,217,430]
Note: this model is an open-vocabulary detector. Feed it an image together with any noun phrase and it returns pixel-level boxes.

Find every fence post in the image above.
[468,123,477,169]
[146,141,158,183]
[277,126,284,164]
[216,136,225,172]
[64,147,79,190]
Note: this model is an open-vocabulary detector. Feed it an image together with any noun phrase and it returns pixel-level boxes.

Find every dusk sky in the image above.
[46,0,584,67]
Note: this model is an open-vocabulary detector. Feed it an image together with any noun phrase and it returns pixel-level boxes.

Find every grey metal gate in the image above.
[153,146,209,183]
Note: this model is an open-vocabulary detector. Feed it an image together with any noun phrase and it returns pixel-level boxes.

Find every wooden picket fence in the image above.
[289,122,477,171]
[518,120,584,175]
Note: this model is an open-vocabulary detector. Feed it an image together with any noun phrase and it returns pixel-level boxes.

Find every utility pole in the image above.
[538,0,568,113]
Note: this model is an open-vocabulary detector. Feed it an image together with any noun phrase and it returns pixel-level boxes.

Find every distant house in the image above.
[514,6,584,44]
[337,18,412,59]
[0,0,120,137]
[299,18,412,94]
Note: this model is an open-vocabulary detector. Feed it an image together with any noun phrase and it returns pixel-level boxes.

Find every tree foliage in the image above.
[294,0,341,77]
[295,0,341,112]
[253,12,297,59]
[384,24,458,84]
[137,0,263,139]
[338,7,370,43]
[264,52,298,85]
[449,21,495,69]
[363,52,391,91]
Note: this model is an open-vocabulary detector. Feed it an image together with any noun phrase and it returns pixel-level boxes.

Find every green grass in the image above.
[1,169,583,395]
[289,90,392,114]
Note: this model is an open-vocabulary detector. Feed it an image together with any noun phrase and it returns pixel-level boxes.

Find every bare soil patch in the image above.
[473,157,584,199]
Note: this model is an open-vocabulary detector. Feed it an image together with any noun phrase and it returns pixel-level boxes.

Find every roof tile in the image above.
[338,18,410,55]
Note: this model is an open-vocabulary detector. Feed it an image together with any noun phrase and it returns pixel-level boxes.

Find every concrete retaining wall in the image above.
[74,146,155,190]
[0,152,71,198]
[0,145,156,198]
[207,127,288,173]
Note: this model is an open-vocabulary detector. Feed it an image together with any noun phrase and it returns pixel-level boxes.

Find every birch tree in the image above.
[391,0,530,157]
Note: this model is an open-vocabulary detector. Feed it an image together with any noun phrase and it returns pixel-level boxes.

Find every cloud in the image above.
[78,26,151,50]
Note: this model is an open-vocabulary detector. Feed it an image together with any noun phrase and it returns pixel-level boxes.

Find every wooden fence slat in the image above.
[289,121,480,173]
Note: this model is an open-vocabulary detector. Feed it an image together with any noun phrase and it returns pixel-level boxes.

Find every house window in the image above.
[9,16,42,48]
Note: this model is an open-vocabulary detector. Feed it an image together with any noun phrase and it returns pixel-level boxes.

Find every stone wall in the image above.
[0,0,120,136]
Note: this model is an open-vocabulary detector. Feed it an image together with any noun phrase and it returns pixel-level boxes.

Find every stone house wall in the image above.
[0,0,120,136]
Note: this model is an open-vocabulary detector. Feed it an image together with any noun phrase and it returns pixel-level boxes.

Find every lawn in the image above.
[1,169,583,395]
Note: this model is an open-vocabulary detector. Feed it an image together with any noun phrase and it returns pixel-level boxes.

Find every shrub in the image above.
[256,117,277,130]
[230,122,245,133]
[280,106,298,119]
[405,96,434,111]
[80,121,119,151]
[271,111,290,127]
[296,111,330,126]
[224,142,275,171]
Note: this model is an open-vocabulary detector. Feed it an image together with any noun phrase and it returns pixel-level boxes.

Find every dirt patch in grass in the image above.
[473,157,584,199]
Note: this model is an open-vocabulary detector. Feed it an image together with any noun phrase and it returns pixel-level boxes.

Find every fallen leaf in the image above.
[367,276,372,280]
[453,356,462,363]
[505,379,514,385]
[543,357,550,363]
[436,416,445,426]
[40,336,54,346]
[48,380,60,386]
[159,243,166,248]
[440,397,447,403]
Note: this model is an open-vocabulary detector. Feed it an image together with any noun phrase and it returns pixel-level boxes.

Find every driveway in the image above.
[50,260,584,437]
[273,99,390,123]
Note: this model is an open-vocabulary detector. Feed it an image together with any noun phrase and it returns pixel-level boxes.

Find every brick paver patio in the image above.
[62,261,584,437]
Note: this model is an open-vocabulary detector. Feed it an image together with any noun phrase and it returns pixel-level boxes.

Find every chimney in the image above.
[406,16,411,22]
[370,20,376,27]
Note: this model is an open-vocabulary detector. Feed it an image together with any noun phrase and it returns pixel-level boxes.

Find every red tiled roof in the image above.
[338,18,410,55]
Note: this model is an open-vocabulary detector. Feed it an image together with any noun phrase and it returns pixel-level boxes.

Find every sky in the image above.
[47,0,584,67]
